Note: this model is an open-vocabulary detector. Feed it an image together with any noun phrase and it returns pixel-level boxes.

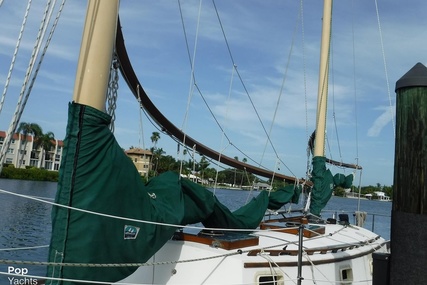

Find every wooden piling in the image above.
[390,62,427,284]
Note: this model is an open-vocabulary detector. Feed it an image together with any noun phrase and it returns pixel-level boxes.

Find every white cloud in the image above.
[367,105,395,137]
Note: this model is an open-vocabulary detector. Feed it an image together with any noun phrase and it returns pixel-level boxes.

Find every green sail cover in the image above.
[309,156,353,216]
[46,102,301,284]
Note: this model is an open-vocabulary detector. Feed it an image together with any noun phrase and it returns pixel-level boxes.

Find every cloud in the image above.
[367,105,395,137]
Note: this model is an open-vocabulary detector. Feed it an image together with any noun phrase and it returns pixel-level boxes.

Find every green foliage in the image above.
[144,141,394,190]
[0,166,58,182]
[334,186,346,197]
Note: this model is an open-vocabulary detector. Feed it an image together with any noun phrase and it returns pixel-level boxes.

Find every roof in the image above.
[125,148,153,155]
[0,131,64,146]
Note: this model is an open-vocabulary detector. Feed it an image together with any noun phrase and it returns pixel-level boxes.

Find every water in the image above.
[213,188,392,240]
[0,180,392,283]
[0,179,57,283]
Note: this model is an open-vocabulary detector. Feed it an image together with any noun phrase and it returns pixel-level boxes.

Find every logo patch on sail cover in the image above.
[124,225,140,240]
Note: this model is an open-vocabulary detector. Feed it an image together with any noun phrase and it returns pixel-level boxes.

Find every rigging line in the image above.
[212,63,237,195]
[301,0,312,185]
[137,92,233,176]
[351,0,360,164]
[192,80,278,175]
[178,0,227,190]
[178,0,203,167]
[0,188,301,234]
[136,86,145,149]
[374,0,395,137]
[329,28,343,165]
[260,254,297,285]
[0,245,49,251]
[178,0,242,175]
[260,4,301,167]
[0,0,33,115]
[192,83,232,150]
[116,18,302,184]
[211,0,298,178]
[0,0,60,174]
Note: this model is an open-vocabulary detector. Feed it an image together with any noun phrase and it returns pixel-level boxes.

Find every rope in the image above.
[0,0,33,115]
[0,0,64,174]
[374,0,395,137]
[351,0,360,166]
[0,245,49,251]
[0,248,242,268]
[178,0,201,169]
[259,5,301,171]
[259,253,297,284]
[0,188,302,234]
[355,211,367,227]
[214,0,295,177]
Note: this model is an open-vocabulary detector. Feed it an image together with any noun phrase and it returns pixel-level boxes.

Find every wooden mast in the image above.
[72,0,120,111]
[313,0,332,157]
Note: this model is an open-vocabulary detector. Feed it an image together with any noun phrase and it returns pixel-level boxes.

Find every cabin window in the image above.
[257,274,284,285]
[340,267,353,284]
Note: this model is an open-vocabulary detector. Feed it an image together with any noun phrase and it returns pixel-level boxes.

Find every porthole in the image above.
[340,267,353,284]
[257,274,284,285]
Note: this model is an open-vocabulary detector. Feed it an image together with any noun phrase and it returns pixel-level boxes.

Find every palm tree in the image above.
[35,131,55,169]
[233,156,238,187]
[150,132,160,148]
[16,122,42,168]
[240,157,247,187]
[199,156,210,182]
[152,147,165,175]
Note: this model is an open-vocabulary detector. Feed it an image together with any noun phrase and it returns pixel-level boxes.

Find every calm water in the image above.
[0,179,56,283]
[0,180,392,282]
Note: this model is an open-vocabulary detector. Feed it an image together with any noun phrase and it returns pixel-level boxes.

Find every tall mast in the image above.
[72,0,120,111]
[313,0,332,157]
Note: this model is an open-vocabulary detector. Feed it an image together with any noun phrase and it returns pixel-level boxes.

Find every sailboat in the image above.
[0,1,390,284]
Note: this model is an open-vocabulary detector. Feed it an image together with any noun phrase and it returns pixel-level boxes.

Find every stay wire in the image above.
[0,0,63,174]
[374,0,395,137]
[177,0,278,175]
[211,0,297,178]
[0,0,33,115]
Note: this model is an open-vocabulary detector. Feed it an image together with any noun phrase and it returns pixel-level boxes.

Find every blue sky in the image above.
[0,0,426,187]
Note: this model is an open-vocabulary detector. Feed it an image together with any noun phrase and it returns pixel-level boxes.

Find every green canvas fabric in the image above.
[309,156,353,216]
[47,102,300,284]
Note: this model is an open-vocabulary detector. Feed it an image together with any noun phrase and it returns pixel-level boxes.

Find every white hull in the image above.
[118,221,388,284]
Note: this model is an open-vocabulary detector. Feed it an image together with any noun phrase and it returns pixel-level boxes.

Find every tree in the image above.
[150,132,160,148]
[35,131,55,169]
[151,147,165,175]
[240,158,247,187]
[199,156,210,181]
[233,156,238,187]
[16,122,42,168]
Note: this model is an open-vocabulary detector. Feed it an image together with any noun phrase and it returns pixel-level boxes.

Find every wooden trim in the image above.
[173,231,259,250]
[244,244,384,268]
[260,216,325,238]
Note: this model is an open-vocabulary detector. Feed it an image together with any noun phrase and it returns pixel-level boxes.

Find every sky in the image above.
[0,0,426,187]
